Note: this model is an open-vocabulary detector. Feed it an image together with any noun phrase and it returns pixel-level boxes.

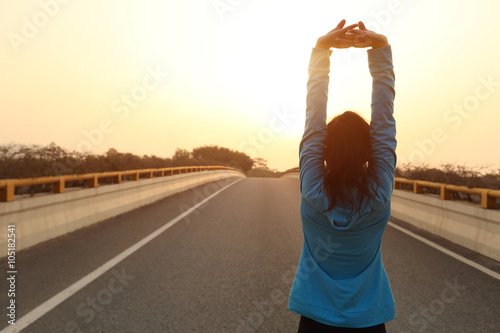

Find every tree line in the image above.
[0,143,257,179]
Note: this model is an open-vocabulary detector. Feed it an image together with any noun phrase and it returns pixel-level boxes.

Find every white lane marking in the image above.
[388,221,500,281]
[1,178,244,333]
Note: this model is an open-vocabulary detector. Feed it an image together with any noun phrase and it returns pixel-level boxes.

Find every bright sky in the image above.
[1,0,499,172]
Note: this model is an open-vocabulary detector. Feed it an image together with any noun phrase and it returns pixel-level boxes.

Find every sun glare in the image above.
[1,0,500,171]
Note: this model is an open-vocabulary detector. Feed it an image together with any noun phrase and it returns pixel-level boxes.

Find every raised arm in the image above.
[298,46,330,199]
[340,21,396,205]
[299,20,358,200]
[367,45,396,205]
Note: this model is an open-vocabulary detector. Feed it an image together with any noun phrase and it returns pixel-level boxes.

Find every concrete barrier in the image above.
[0,170,245,256]
[391,189,500,262]
[281,172,500,261]
[281,172,299,180]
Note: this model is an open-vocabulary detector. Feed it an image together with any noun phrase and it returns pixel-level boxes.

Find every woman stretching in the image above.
[288,20,397,333]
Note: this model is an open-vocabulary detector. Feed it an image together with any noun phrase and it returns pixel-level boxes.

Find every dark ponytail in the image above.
[321,111,378,218]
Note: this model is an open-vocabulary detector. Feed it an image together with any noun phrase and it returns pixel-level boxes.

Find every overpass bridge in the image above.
[0,169,499,332]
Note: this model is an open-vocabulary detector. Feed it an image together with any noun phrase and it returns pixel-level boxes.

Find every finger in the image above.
[358,21,367,31]
[327,19,346,33]
[329,24,358,37]
[340,23,358,32]
[336,19,346,29]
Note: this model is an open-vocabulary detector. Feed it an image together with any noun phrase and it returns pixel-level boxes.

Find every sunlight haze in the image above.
[1,0,499,171]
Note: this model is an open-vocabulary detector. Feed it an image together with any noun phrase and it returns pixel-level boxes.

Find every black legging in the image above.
[298,316,386,333]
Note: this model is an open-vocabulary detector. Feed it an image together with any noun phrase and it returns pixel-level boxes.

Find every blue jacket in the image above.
[288,45,397,328]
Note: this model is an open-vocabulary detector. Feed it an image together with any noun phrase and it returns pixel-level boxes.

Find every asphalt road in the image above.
[1,177,499,332]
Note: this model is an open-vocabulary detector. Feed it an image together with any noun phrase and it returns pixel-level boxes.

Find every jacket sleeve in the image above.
[367,45,397,206]
[299,47,332,207]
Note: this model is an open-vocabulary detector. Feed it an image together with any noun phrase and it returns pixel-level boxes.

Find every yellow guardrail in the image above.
[394,177,500,209]
[0,166,241,202]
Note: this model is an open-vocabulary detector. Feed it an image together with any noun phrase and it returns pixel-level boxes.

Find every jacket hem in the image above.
[288,295,396,328]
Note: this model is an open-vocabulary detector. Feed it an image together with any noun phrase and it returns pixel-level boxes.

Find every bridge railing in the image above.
[395,177,500,209]
[0,166,241,202]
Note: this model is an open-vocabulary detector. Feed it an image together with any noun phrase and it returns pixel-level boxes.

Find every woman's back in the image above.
[300,195,390,279]
[288,20,396,330]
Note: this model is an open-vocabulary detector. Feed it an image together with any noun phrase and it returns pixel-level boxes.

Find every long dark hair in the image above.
[321,111,378,217]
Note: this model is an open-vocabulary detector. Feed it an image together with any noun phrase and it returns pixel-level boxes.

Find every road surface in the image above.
[1,177,499,332]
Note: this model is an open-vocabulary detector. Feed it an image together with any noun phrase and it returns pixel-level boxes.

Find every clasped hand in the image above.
[315,19,389,50]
